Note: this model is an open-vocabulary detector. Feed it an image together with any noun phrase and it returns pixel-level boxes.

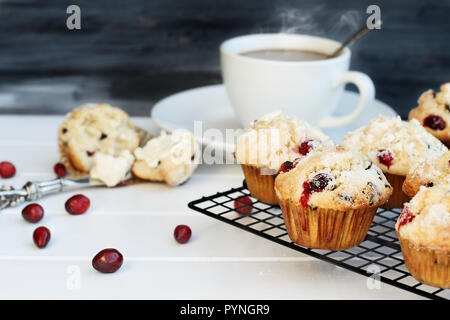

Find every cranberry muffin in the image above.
[403,151,450,197]
[58,103,140,174]
[409,83,450,147]
[274,147,392,250]
[396,184,450,289]
[341,115,447,208]
[235,110,334,204]
[132,130,199,186]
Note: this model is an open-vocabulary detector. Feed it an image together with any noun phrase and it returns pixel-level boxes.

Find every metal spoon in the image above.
[328,20,382,58]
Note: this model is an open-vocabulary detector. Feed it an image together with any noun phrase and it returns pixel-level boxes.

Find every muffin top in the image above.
[403,151,450,197]
[396,184,450,249]
[59,103,139,172]
[409,83,450,142]
[274,147,392,211]
[235,110,334,171]
[341,115,447,176]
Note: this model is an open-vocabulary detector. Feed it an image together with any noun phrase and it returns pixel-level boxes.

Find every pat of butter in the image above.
[90,150,134,187]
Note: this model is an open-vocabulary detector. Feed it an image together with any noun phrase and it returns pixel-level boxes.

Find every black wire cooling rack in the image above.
[188,181,449,300]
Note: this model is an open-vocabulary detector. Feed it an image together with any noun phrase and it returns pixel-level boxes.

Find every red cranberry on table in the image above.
[423,114,446,130]
[0,161,16,178]
[53,162,67,177]
[33,226,51,248]
[174,225,192,244]
[377,150,394,169]
[65,194,90,215]
[22,203,44,223]
[234,196,252,215]
[92,248,123,273]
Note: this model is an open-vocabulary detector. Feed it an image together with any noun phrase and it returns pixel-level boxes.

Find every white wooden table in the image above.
[0,115,424,299]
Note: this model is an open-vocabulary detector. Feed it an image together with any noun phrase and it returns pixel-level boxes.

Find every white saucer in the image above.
[151,84,398,152]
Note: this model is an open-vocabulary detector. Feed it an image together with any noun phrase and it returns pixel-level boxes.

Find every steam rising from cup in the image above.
[274,7,364,38]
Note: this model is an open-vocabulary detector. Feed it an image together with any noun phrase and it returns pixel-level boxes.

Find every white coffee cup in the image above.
[220,33,375,128]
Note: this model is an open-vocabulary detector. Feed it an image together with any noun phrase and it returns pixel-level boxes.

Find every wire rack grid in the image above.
[188,182,449,300]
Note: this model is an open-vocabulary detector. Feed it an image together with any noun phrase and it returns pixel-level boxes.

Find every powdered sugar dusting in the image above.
[236,111,334,170]
[403,151,450,197]
[342,115,447,176]
[398,183,450,247]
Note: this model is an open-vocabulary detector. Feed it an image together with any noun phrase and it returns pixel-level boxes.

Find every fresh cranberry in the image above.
[22,203,44,223]
[377,150,394,169]
[33,226,51,248]
[398,206,415,229]
[65,194,90,215]
[92,248,123,273]
[280,161,295,173]
[234,196,252,215]
[298,139,320,156]
[423,114,446,130]
[53,162,67,177]
[174,225,192,244]
[0,161,16,178]
[299,173,333,208]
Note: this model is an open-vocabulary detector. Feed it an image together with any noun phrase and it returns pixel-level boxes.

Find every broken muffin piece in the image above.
[58,103,140,173]
[132,130,199,186]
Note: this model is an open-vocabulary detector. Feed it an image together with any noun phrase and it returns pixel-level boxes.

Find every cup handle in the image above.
[318,71,375,128]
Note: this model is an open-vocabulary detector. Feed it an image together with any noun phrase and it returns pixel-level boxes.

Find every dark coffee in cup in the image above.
[240,49,328,61]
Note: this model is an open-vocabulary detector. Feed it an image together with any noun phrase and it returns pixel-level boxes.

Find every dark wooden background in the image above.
[0,0,449,118]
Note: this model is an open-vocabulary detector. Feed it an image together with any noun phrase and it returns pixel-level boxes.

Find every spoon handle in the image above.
[0,177,104,210]
[329,24,371,58]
